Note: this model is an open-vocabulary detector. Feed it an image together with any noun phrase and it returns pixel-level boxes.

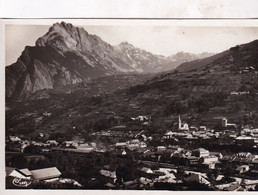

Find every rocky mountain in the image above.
[6,22,213,100]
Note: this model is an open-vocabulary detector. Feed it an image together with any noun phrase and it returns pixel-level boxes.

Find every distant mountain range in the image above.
[6,22,213,100]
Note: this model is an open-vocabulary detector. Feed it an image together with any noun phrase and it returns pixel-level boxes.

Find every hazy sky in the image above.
[5,24,258,66]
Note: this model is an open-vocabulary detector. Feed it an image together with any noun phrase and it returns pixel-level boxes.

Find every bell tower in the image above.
[178,115,182,130]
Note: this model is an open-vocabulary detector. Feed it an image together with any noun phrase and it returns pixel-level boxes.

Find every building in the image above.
[192,148,210,158]
[157,146,166,152]
[189,126,198,131]
[9,136,21,142]
[141,167,153,174]
[209,152,223,159]
[99,169,116,183]
[46,140,59,146]
[236,165,250,174]
[199,155,219,164]
[62,141,79,148]
[222,118,236,128]
[184,173,210,186]
[178,115,189,131]
[115,142,127,149]
[199,126,207,131]
[9,168,32,179]
[183,156,199,166]
[163,131,173,139]
[8,167,61,182]
[30,167,61,182]
[235,136,256,145]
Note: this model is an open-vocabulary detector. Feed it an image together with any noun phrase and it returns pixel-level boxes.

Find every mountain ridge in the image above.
[6,22,213,100]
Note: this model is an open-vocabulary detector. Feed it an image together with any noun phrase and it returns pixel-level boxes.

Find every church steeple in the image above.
[178,115,182,129]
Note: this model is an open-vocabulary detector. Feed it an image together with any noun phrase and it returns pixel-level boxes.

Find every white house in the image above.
[141,167,154,174]
[9,168,32,179]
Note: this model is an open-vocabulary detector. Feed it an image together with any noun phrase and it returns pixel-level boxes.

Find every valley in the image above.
[5,22,258,190]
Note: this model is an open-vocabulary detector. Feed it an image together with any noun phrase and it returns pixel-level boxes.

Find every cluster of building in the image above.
[6,134,104,154]
[140,144,258,190]
[149,145,221,170]
[115,139,147,153]
[162,116,258,148]
[97,162,212,190]
[92,125,143,139]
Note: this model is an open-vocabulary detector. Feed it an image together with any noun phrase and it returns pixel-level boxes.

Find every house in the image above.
[164,131,173,139]
[236,152,252,158]
[199,155,219,164]
[46,140,58,146]
[9,168,32,179]
[99,169,116,183]
[99,170,116,179]
[199,126,207,131]
[157,146,166,152]
[39,133,44,138]
[225,183,245,191]
[62,141,78,148]
[184,173,210,186]
[43,111,52,117]
[139,177,152,185]
[9,136,21,142]
[30,167,61,182]
[154,168,177,183]
[121,150,127,155]
[166,145,183,154]
[141,167,153,174]
[115,142,127,149]
[192,148,209,158]
[235,136,255,145]
[236,165,250,174]
[183,156,199,166]
[210,152,223,159]
[222,118,236,128]
[202,162,218,170]
[189,126,198,131]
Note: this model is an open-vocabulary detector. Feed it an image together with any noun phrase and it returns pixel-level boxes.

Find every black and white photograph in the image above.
[3,18,258,191]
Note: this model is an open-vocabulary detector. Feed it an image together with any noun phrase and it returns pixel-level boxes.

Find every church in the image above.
[178,115,189,131]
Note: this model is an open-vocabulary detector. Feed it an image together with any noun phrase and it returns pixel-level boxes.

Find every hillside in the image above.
[6,39,258,137]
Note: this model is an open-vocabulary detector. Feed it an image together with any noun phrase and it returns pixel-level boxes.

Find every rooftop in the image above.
[18,168,32,176]
[30,167,61,180]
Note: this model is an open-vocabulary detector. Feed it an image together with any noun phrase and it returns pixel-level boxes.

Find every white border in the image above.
[0,0,258,18]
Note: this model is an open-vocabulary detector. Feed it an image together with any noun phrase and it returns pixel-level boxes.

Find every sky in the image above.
[5,24,258,66]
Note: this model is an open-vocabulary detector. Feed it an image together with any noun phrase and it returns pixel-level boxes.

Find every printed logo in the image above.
[12,178,32,187]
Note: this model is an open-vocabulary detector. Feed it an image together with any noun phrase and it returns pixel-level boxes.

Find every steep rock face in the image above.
[6,22,213,100]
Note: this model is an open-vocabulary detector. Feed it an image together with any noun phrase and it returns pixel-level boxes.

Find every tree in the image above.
[8,154,27,168]
[23,145,41,154]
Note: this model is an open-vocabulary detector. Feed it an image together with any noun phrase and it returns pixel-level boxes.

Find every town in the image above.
[5,115,258,190]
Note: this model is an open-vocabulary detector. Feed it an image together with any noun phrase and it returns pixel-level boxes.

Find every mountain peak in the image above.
[36,22,90,52]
